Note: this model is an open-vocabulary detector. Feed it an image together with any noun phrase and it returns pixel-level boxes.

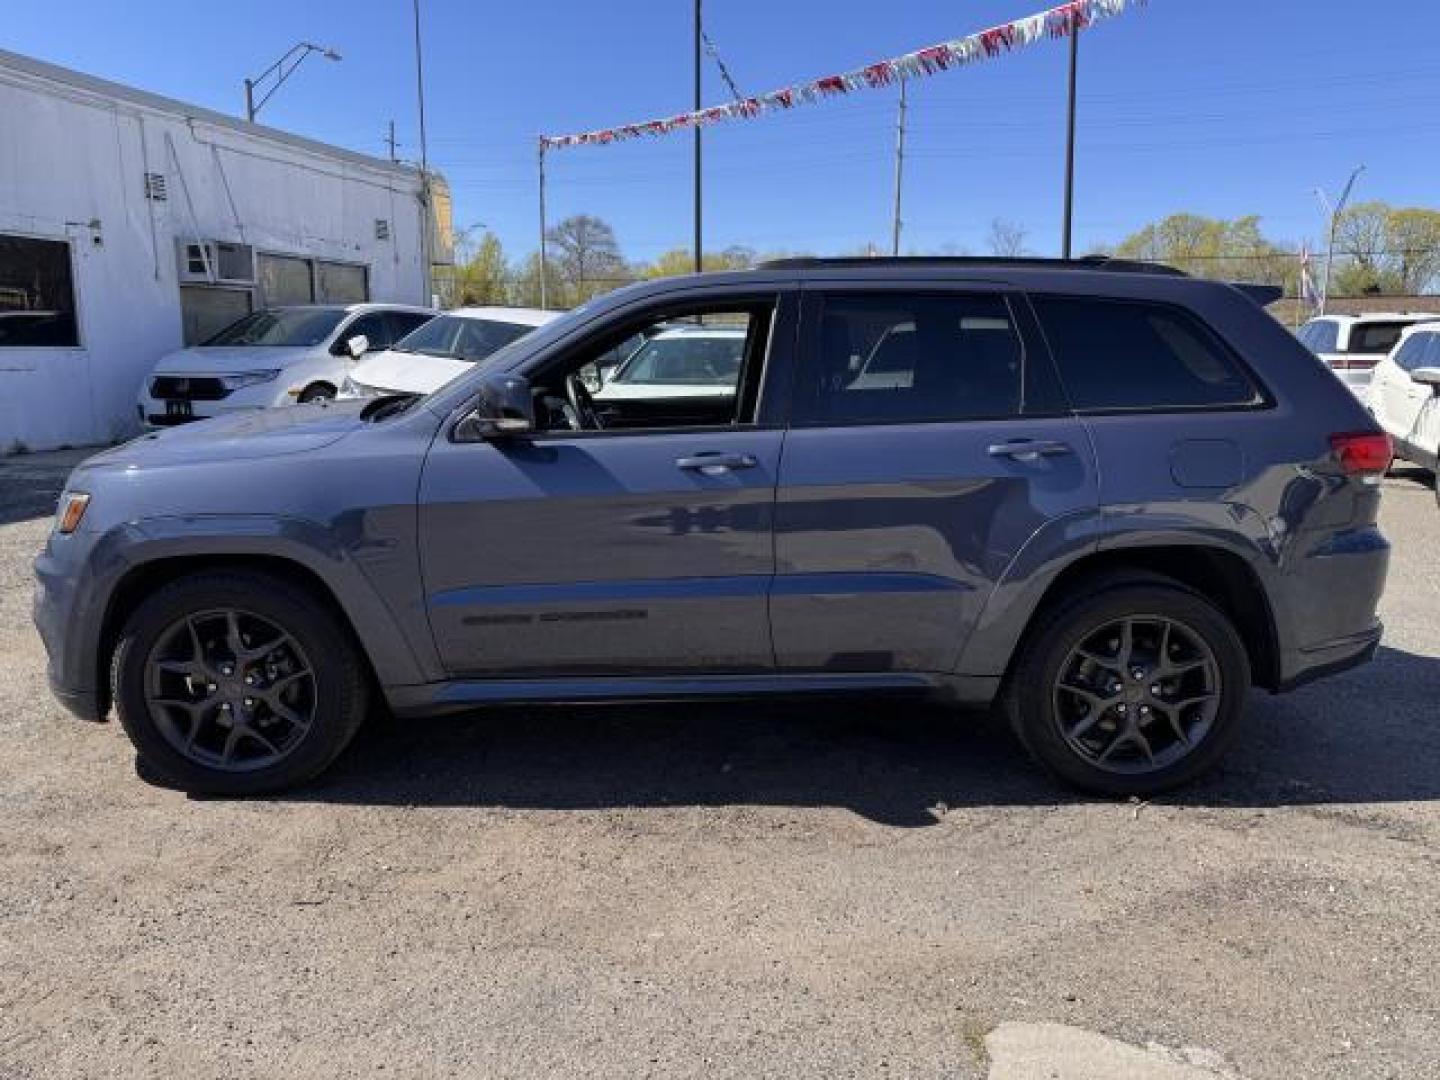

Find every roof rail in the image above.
[756,255,1188,277]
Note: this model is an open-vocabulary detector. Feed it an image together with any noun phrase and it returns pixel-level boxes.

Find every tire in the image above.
[111,571,368,795]
[1006,578,1250,798]
[298,383,336,403]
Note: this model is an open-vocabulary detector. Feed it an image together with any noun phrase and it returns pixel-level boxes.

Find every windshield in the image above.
[612,334,744,386]
[393,315,535,362]
[202,308,347,347]
[1348,322,1414,355]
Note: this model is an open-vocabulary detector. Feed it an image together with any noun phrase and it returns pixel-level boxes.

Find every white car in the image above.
[1367,321,1440,485]
[1296,313,1437,400]
[592,326,746,402]
[139,303,433,427]
[340,306,559,398]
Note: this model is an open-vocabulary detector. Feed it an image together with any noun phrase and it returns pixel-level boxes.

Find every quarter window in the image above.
[0,234,79,347]
[1034,297,1261,412]
[794,293,1036,425]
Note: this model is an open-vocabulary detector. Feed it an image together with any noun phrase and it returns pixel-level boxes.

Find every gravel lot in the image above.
[1,452,1437,1079]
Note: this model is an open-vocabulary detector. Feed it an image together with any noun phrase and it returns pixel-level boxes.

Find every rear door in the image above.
[771,285,1096,673]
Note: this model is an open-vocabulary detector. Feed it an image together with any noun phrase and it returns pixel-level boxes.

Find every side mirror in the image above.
[455,373,535,441]
[345,334,370,359]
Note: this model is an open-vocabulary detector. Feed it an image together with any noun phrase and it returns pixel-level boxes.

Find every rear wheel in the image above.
[298,382,336,403]
[1007,580,1250,797]
[111,571,367,795]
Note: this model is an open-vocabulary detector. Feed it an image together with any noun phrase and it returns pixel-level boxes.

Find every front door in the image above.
[771,287,1096,672]
[418,293,794,677]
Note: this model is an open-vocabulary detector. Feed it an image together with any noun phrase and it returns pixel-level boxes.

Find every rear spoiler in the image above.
[1229,282,1284,307]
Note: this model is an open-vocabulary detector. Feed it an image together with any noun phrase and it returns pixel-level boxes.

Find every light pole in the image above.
[1315,164,1365,315]
[243,42,342,123]
[1060,23,1079,259]
[693,0,703,275]
[413,0,434,305]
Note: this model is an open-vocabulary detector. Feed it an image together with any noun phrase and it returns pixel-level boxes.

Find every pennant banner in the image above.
[540,0,1143,150]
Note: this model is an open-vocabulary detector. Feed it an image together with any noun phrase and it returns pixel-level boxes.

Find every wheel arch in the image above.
[1002,544,1281,692]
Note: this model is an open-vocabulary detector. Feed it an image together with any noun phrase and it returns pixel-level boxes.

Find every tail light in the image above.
[1331,355,1380,371]
[1330,432,1392,480]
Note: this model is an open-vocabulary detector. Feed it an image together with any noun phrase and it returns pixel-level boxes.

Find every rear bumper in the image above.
[1271,524,1389,691]
[1275,622,1382,692]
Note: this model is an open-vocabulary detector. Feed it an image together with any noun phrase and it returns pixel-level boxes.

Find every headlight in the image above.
[340,376,381,399]
[219,369,282,391]
[55,491,90,535]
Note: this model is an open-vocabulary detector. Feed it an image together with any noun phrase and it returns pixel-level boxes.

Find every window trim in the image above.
[787,288,1068,430]
[1026,292,1275,418]
[0,230,84,351]
[448,291,794,444]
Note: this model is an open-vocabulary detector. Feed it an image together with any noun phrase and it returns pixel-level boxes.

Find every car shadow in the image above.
[235,644,1440,827]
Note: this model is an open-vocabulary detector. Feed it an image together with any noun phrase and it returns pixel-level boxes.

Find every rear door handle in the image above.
[987,439,1074,462]
[676,452,758,474]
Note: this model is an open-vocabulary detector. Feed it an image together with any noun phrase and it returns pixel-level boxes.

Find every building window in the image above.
[179,286,253,346]
[255,253,369,306]
[257,253,315,305]
[0,234,80,347]
[316,261,368,303]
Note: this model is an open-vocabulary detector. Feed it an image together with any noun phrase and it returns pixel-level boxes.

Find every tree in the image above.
[1113,213,1293,288]
[1333,202,1440,296]
[450,232,509,306]
[509,251,564,309]
[987,218,1029,257]
[640,245,757,279]
[545,214,629,303]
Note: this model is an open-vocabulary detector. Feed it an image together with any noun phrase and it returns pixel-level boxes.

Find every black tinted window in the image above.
[1034,297,1260,412]
[0,235,78,347]
[1349,322,1411,355]
[796,293,1031,424]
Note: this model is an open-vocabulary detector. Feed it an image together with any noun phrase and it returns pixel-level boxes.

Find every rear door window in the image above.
[1032,297,1262,412]
[793,292,1060,425]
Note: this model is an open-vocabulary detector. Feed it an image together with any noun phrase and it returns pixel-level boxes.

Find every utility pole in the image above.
[413,0,433,305]
[890,76,907,257]
[538,142,549,309]
[384,119,399,162]
[1318,164,1366,316]
[693,0,703,275]
[1061,24,1079,259]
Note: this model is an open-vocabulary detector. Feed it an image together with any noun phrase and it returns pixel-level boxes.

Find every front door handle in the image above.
[987,439,1074,462]
[676,452,758,474]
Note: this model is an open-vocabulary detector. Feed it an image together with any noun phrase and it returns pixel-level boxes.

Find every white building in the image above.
[0,48,448,451]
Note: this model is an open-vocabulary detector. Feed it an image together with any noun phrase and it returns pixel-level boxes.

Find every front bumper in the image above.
[33,528,113,723]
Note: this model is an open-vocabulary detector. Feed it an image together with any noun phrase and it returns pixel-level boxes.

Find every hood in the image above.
[152,344,315,374]
[350,349,471,395]
[81,400,368,471]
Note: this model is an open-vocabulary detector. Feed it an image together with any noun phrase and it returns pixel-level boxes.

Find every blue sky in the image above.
[9,0,1440,264]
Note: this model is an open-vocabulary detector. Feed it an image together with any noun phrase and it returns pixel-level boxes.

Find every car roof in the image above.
[1393,320,1440,340]
[265,303,435,315]
[1314,313,1438,326]
[446,306,560,326]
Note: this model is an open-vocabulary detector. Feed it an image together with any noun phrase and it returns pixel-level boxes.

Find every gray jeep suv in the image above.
[34,258,1391,797]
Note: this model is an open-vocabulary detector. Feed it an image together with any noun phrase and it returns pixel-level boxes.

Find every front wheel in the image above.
[1006,580,1251,797]
[111,571,367,795]
[298,383,336,403]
